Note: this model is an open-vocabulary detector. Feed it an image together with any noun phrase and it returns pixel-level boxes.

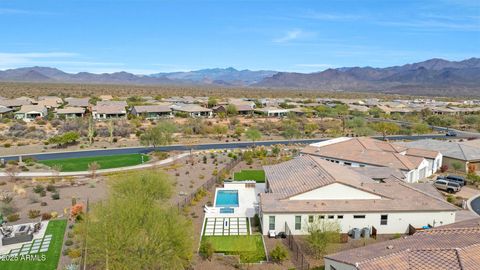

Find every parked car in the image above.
[437,175,466,186]
[434,179,461,193]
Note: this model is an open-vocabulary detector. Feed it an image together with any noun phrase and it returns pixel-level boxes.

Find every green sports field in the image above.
[40,153,149,172]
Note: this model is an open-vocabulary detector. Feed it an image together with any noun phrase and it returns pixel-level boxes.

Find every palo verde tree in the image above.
[140,120,176,148]
[306,219,341,259]
[245,127,262,146]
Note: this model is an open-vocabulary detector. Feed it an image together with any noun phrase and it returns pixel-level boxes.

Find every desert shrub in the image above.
[33,184,45,194]
[40,190,47,197]
[68,248,82,259]
[199,240,214,261]
[3,143,11,148]
[440,165,448,173]
[51,192,60,200]
[65,239,74,246]
[29,194,40,204]
[28,209,41,219]
[40,202,48,206]
[7,213,20,222]
[41,212,52,220]
[270,244,288,263]
[46,184,56,192]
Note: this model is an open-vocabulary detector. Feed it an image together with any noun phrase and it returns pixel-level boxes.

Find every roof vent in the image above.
[386,245,394,250]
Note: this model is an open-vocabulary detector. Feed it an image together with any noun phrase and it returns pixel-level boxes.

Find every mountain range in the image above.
[0,58,479,96]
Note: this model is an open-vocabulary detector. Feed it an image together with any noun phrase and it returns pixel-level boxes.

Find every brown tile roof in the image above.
[15,105,47,114]
[92,105,126,114]
[264,155,373,198]
[301,137,435,171]
[96,100,127,107]
[325,218,480,270]
[66,97,90,107]
[260,155,456,214]
[56,107,85,114]
[132,105,171,113]
[405,147,440,159]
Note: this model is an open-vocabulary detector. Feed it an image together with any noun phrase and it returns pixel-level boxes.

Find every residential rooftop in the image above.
[325,218,480,270]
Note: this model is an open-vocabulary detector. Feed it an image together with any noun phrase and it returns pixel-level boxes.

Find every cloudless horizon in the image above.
[0,0,479,74]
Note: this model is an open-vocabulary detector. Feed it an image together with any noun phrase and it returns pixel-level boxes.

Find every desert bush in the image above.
[7,213,20,222]
[65,239,74,246]
[270,244,288,263]
[46,184,56,192]
[41,212,52,220]
[28,209,41,219]
[33,184,45,194]
[51,192,60,200]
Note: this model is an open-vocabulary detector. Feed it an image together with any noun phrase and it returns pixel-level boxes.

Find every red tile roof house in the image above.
[259,155,457,237]
[324,218,480,270]
[301,137,442,183]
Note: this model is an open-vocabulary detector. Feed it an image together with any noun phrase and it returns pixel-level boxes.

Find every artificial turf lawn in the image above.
[233,170,265,183]
[202,235,266,263]
[0,219,67,270]
[40,153,149,172]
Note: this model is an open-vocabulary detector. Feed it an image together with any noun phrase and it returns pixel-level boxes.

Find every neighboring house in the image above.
[0,99,32,109]
[0,106,13,118]
[235,104,255,115]
[14,105,48,122]
[171,104,212,118]
[397,139,480,173]
[92,105,127,120]
[324,218,480,270]
[212,105,227,115]
[55,107,86,119]
[65,97,90,108]
[254,107,289,117]
[130,105,172,119]
[96,100,128,107]
[259,155,457,237]
[301,137,442,183]
[36,98,63,109]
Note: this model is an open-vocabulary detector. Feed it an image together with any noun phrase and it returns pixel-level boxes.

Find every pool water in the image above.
[215,190,239,207]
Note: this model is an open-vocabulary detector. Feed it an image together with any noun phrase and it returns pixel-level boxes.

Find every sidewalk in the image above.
[0,152,190,177]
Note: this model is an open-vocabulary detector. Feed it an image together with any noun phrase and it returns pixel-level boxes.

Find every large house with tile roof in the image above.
[324,218,480,270]
[397,139,480,173]
[301,137,442,183]
[259,155,457,236]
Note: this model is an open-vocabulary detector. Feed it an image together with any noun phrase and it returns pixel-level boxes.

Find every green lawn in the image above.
[0,219,67,270]
[202,235,266,263]
[40,153,149,172]
[233,170,265,183]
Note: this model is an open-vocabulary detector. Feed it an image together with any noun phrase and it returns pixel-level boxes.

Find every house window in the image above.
[360,164,366,167]
[319,215,325,219]
[308,215,314,223]
[381,215,388,225]
[344,162,352,166]
[269,216,275,230]
[295,216,301,230]
[328,215,334,219]
[354,215,366,219]
[337,215,344,219]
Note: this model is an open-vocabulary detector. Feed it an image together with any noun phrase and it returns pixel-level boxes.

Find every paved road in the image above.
[366,117,480,138]
[0,134,449,161]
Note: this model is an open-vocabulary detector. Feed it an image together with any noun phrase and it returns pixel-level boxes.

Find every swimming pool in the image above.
[215,190,239,207]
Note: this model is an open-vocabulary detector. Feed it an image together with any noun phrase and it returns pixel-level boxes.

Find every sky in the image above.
[0,0,479,74]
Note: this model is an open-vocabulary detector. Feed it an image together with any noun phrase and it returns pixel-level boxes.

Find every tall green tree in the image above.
[77,171,193,270]
[245,127,262,145]
[140,121,176,147]
[306,220,341,259]
[371,122,400,140]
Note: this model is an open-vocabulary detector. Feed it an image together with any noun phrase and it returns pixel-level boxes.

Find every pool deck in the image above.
[202,182,265,237]
[208,182,265,218]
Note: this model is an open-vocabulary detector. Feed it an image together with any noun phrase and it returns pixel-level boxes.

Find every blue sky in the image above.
[0,0,479,74]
